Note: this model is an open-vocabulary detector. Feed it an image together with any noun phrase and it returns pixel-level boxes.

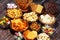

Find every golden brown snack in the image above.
[23,30,31,40]
[30,3,43,14]
[7,9,22,18]
[39,14,56,25]
[23,30,37,40]
[11,19,28,32]
[30,22,41,31]
[15,0,33,10]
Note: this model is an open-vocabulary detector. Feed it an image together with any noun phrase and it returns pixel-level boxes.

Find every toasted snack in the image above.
[11,19,28,32]
[7,9,22,18]
[15,0,33,10]
[27,31,37,39]
[30,3,43,14]
[37,33,50,40]
[39,14,55,25]
[30,22,41,31]
[23,12,38,22]
[23,30,37,40]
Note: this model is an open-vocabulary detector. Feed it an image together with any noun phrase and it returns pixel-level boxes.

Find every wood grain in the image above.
[0,0,60,40]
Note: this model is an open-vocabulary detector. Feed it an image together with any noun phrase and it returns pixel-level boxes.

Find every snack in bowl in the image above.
[39,14,56,25]
[42,25,55,35]
[23,30,37,40]
[15,0,33,11]
[30,3,43,14]
[11,19,28,32]
[37,33,50,40]
[30,22,41,31]
[23,12,38,22]
[7,9,22,18]
[7,3,22,18]
[0,16,10,29]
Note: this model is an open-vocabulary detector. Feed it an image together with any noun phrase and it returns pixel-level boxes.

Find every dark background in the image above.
[0,0,60,40]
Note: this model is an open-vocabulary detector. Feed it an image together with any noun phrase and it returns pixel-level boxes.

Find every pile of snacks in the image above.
[0,0,58,40]
[30,3,43,14]
[23,30,37,40]
[0,16,10,28]
[30,22,41,31]
[23,12,38,22]
[37,33,50,40]
[7,3,22,18]
[42,25,55,35]
[39,14,56,25]
[7,9,22,18]
[15,0,33,12]
[11,19,28,32]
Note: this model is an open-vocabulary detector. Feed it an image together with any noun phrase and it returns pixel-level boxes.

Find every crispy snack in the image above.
[15,0,33,10]
[30,22,41,31]
[39,14,56,25]
[23,30,31,40]
[23,12,38,22]
[37,33,50,40]
[30,3,43,14]
[7,9,22,18]
[23,30,37,40]
[11,19,28,32]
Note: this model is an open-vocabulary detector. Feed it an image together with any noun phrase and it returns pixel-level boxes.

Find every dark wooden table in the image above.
[0,0,60,40]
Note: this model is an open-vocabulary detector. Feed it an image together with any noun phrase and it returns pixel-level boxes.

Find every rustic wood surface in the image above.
[0,0,60,40]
